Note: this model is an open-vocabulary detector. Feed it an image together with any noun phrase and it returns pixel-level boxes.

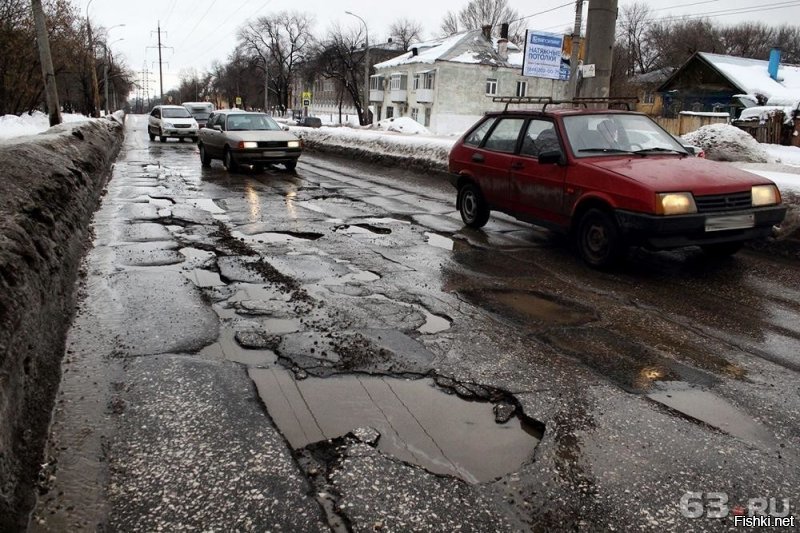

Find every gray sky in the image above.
[82,0,800,94]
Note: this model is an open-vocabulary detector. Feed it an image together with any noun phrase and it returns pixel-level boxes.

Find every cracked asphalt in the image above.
[29,115,800,532]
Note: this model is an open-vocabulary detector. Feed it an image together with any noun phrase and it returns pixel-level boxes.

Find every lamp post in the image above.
[345,10,370,125]
[102,35,124,115]
[86,0,100,117]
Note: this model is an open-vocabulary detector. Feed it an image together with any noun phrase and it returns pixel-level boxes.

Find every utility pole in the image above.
[157,22,164,100]
[568,0,584,99]
[30,0,61,126]
[582,0,619,102]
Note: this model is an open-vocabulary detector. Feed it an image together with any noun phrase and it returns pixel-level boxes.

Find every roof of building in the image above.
[374,30,523,70]
[660,52,800,106]
[630,67,675,85]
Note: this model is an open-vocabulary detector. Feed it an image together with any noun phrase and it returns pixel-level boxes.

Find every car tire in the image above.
[199,143,212,167]
[701,242,743,257]
[159,129,166,143]
[191,137,198,143]
[576,208,625,269]
[254,164,265,172]
[458,183,490,228]
[284,160,297,171]
[223,148,239,172]
[148,129,155,141]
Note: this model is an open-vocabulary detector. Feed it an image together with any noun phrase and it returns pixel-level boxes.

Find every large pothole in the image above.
[248,370,542,483]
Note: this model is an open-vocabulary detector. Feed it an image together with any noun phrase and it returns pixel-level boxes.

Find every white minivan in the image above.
[182,101,215,129]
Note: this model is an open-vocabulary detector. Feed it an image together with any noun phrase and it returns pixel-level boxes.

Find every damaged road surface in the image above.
[31,115,800,531]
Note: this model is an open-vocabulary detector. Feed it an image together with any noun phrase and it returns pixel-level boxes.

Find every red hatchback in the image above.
[448,107,786,267]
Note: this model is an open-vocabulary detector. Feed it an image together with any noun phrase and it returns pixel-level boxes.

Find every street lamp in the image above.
[345,11,370,125]
[86,0,100,117]
[102,36,124,115]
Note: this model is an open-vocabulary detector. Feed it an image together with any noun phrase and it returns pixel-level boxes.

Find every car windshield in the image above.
[225,114,281,131]
[562,114,687,157]
[162,108,192,119]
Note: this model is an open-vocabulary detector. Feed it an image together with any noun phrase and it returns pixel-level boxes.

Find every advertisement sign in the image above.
[522,31,565,80]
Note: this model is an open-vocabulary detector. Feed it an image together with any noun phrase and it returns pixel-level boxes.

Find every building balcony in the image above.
[390,89,407,102]
[369,89,384,102]
[416,88,434,103]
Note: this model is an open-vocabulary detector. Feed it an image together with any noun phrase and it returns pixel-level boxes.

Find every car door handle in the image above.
[511,162,524,170]
[471,153,484,163]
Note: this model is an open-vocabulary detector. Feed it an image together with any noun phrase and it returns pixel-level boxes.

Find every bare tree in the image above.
[238,11,315,112]
[454,0,524,41]
[388,18,423,50]
[311,23,369,124]
[440,11,460,36]
[617,2,658,76]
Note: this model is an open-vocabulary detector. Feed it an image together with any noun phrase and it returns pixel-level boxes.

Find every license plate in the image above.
[705,213,754,232]
[264,151,285,157]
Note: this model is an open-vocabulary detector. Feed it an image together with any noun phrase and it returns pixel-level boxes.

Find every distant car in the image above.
[197,110,302,171]
[148,105,199,142]
[295,116,322,128]
[182,101,215,129]
[448,106,786,268]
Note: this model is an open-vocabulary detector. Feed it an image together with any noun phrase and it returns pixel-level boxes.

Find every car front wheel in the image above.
[159,129,167,143]
[148,129,155,141]
[223,148,239,172]
[458,183,490,228]
[284,160,297,171]
[701,242,743,257]
[576,208,626,268]
[199,143,211,167]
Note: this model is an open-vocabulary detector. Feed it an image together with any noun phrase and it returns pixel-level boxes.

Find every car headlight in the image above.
[287,140,300,148]
[656,192,697,215]
[752,184,780,206]
[163,122,174,128]
[238,141,258,149]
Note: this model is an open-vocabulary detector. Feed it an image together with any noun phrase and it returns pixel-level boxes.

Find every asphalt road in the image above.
[30,115,800,532]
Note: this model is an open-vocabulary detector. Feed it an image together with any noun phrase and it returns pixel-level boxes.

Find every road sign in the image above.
[302,91,312,101]
[581,64,596,78]
[303,99,310,106]
[235,96,242,106]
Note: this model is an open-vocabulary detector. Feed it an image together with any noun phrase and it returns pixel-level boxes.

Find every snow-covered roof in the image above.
[374,30,523,71]
[697,52,800,104]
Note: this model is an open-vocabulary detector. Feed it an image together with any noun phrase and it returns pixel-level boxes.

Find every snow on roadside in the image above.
[0,111,91,140]
[373,117,430,135]
[682,124,769,163]
[763,144,800,167]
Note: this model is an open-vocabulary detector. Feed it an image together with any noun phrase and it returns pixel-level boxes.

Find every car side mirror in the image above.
[283,126,290,131]
[213,125,222,131]
[538,150,564,165]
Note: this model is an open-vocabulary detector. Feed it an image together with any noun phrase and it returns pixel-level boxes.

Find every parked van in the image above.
[182,102,215,128]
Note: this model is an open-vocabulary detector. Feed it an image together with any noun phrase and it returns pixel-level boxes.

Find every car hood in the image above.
[583,155,775,194]
[225,131,298,142]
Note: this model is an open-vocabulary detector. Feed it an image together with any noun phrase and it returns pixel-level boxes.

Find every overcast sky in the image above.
[82,0,800,95]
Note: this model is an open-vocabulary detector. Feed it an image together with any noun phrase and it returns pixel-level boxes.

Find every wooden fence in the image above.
[652,113,729,136]
[733,112,786,145]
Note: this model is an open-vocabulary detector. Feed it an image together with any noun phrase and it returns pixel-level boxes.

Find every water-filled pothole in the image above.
[466,289,597,327]
[248,371,541,483]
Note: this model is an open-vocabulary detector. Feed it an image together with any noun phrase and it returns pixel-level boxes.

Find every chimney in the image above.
[482,25,492,40]
[412,47,418,57]
[498,23,509,61]
[768,47,781,81]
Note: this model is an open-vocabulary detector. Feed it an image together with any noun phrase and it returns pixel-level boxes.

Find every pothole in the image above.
[248,371,542,483]
[231,230,323,245]
[647,382,781,452]
[198,329,278,366]
[466,289,597,328]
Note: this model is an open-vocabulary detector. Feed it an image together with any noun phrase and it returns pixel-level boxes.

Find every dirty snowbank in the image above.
[0,111,92,140]
[294,125,456,173]
[0,113,124,530]
[682,123,770,163]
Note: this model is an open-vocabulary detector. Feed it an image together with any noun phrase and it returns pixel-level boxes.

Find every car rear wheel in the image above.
[701,242,743,257]
[458,183,490,228]
[199,143,211,167]
[223,148,239,172]
[284,160,297,171]
[576,208,625,268]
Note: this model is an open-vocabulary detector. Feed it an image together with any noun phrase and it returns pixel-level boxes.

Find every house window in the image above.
[390,75,407,90]
[515,81,527,97]
[424,73,435,90]
[411,107,419,122]
[424,107,431,127]
[486,78,498,95]
[643,92,655,104]
[413,75,420,90]
[386,106,394,118]
[370,76,383,90]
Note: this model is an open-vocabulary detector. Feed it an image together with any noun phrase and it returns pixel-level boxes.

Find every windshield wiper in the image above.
[578,148,634,154]
[632,147,686,155]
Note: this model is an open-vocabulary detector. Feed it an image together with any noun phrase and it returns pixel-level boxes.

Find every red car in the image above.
[448,107,786,268]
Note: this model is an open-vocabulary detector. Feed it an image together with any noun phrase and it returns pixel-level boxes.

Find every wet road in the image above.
[32,115,800,531]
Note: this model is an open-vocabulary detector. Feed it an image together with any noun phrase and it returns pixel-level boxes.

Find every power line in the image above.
[162,0,178,27]
[173,0,268,61]
[655,1,799,22]
[652,0,723,11]
[509,1,575,25]
[173,0,219,51]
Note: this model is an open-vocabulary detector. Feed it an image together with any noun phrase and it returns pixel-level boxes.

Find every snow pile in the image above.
[738,106,795,124]
[682,124,770,163]
[294,125,453,170]
[373,116,430,135]
[0,111,90,140]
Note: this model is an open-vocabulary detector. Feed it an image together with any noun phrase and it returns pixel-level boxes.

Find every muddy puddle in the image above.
[467,289,596,328]
[647,382,780,451]
[248,371,541,483]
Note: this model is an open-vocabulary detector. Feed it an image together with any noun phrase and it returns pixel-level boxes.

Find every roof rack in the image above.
[492,96,639,112]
